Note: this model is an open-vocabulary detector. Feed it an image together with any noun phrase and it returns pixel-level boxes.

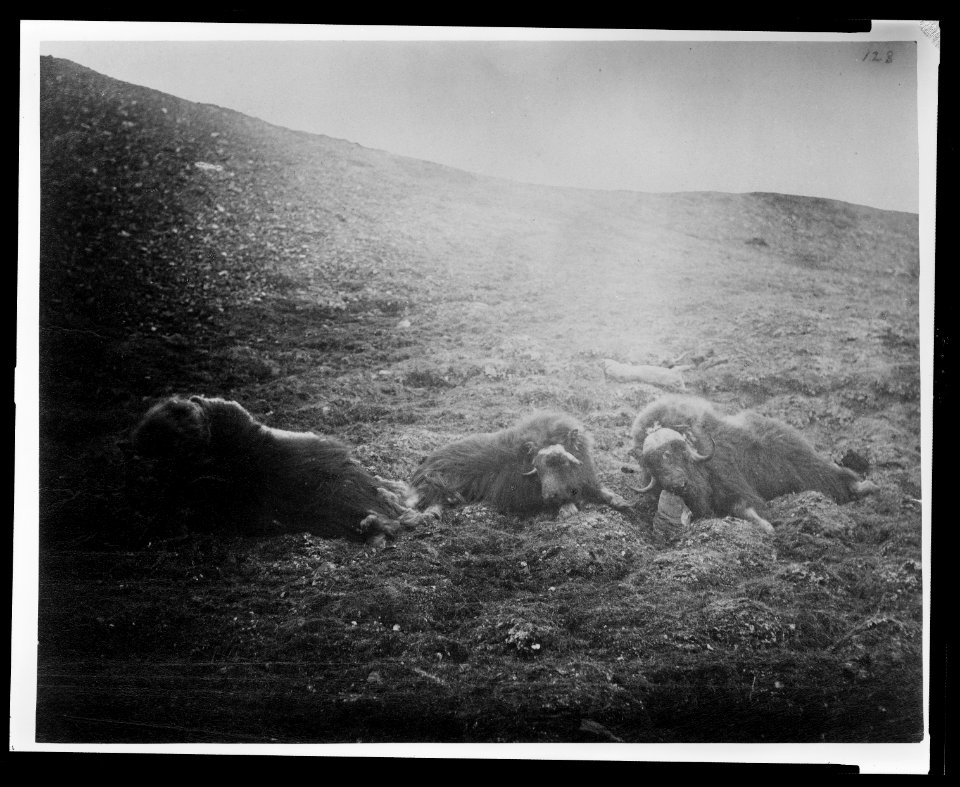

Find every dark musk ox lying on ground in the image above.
[630,395,879,532]
[132,395,424,545]
[407,411,632,519]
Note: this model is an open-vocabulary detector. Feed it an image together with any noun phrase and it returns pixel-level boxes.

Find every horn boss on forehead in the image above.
[533,443,583,467]
[641,427,687,456]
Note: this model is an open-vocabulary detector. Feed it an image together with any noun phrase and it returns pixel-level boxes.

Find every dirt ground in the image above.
[30,56,924,744]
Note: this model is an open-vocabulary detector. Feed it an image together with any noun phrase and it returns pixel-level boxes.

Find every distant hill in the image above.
[39,55,918,338]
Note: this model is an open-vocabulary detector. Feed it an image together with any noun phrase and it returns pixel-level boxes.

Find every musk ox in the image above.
[132,395,424,545]
[628,394,720,490]
[407,411,631,519]
[631,396,879,532]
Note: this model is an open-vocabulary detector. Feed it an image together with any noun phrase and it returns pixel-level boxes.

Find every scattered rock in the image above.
[601,359,686,390]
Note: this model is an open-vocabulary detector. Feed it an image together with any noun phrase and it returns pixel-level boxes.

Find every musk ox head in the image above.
[522,442,585,505]
[132,396,211,460]
[639,427,716,517]
[133,395,263,461]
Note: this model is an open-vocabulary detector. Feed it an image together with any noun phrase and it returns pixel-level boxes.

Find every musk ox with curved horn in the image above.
[632,396,879,532]
[627,394,722,494]
[407,411,631,519]
[132,395,424,545]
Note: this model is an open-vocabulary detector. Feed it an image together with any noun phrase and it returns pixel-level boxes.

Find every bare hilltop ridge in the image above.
[35,55,923,743]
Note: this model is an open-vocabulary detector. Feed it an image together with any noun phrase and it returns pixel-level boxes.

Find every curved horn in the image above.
[522,467,538,476]
[634,467,658,494]
[684,429,715,462]
[635,476,658,493]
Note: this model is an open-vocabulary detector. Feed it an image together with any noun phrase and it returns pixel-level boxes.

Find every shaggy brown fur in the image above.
[132,395,425,544]
[634,397,879,532]
[408,411,631,519]
[630,394,720,450]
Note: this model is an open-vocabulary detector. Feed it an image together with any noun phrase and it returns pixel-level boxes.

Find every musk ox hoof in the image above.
[732,505,774,534]
[375,486,407,515]
[558,502,580,520]
[600,488,632,510]
[361,513,398,544]
[749,516,775,534]
[373,475,413,497]
[419,504,443,521]
[397,508,432,529]
[852,479,880,497]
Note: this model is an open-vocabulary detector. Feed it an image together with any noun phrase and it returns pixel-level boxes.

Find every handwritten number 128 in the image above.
[863,50,894,63]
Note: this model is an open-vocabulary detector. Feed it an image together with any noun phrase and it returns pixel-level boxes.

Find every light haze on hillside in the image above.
[32,24,932,214]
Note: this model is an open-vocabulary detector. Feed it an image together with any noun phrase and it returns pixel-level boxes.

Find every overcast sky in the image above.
[29,24,934,214]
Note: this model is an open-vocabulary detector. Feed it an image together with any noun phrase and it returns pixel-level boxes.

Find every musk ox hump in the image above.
[630,395,718,439]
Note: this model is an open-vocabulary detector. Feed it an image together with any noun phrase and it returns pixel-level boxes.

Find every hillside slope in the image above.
[33,56,923,744]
